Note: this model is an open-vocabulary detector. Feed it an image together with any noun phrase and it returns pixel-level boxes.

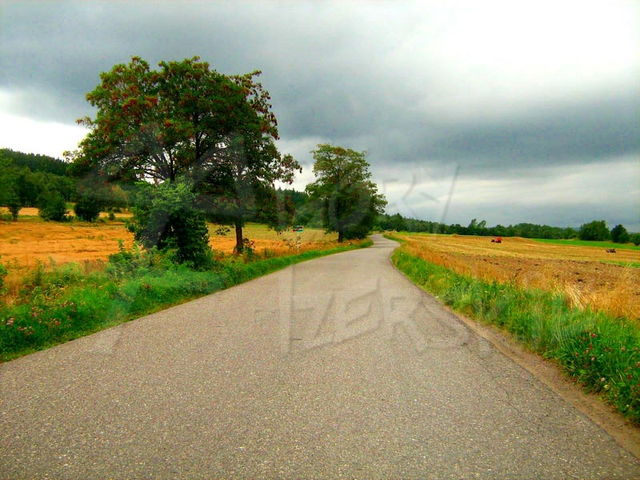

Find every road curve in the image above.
[1,235,639,479]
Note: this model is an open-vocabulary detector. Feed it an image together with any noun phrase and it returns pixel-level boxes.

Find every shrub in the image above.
[0,260,7,294]
[6,189,22,221]
[128,180,213,267]
[37,191,68,221]
[74,194,102,222]
[611,224,630,244]
[631,233,640,246]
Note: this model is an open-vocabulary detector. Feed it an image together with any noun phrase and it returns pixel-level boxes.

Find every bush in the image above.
[631,233,640,246]
[128,180,213,267]
[0,260,7,294]
[74,194,102,222]
[6,189,22,221]
[611,224,630,244]
[579,220,610,241]
[37,191,68,221]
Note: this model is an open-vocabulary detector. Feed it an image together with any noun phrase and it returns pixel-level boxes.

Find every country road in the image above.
[1,235,638,479]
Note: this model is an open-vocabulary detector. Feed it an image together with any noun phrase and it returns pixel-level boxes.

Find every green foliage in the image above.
[5,188,22,220]
[0,148,68,176]
[610,224,630,244]
[377,213,579,239]
[128,180,213,267]
[0,240,370,361]
[631,233,640,246]
[579,220,610,241]
[306,144,386,241]
[0,156,76,208]
[74,194,102,222]
[0,261,7,294]
[70,56,300,253]
[37,190,68,221]
[390,244,640,423]
[534,238,640,250]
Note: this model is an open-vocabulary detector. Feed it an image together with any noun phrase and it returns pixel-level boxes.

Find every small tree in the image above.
[128,180,212,267]
[610,224,630,244]
[38,191,68,221]
[306,144,386,241]
[6,188,22,221]
[630,233,640,246]
[74,194,102,222]
[578,220,610,241]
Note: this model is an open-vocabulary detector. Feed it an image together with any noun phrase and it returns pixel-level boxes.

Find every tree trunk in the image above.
[234,220,244,254]
[338,229,344,242]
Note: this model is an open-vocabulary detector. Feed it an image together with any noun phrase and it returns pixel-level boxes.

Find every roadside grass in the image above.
[387,231,640,319]
[387,237,640,423]
[0,239,371,362]
[533,238,640,251]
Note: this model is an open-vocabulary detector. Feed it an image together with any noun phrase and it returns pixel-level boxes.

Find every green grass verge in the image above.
[533,238,640,250]
[601,260,640,268]
[390,243,640,423]
[0,239,371,362]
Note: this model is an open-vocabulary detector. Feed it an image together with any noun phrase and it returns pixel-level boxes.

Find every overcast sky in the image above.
[1,0,639,230]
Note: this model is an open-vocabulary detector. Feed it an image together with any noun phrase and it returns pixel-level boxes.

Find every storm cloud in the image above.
[1,1,638,229]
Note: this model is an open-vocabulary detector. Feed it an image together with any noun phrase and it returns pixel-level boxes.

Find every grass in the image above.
[533,238,640,251]
[0,238,371,362]
[0,215,341,304]
[388,239,640,423]
[602,260,640,269]
[388,231,640,319]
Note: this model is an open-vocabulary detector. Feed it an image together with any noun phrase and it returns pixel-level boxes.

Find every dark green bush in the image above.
[579,220,610,241]
[37,190,67,221]
[74,194,102,222]
[6,189,21,221]
[128,180,213,267]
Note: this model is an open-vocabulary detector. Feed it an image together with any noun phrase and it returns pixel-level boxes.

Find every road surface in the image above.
[1,235,639,479]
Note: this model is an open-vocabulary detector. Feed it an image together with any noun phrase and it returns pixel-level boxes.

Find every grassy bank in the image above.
[0,239,371,362]
[533,238,640,251]
[388,238,640,423]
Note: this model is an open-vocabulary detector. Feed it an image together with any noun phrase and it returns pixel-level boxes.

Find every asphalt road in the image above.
[1,235,639,479]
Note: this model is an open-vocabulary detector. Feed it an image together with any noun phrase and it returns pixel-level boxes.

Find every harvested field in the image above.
[0,214,339,301]
[395,233,640,319]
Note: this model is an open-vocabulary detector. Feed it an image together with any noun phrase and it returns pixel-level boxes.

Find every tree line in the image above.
[376,212,639,244]
[3,56,636,259]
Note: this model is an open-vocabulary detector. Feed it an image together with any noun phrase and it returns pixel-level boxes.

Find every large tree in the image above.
[306,144,386,242]
[70,56,299,252]
[610,224,630,244]
[579,220,610,241]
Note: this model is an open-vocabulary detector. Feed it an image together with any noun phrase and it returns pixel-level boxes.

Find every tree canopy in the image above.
[579,220,610,241]
[610,224,630,244]
[306,144,386,241]
[71,56,300,253]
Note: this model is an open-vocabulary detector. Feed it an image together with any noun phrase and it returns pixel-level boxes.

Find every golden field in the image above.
[0,208,339,301]
[394,233,640,320]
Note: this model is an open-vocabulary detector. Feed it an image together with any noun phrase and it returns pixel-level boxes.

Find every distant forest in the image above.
[1,148,635,243]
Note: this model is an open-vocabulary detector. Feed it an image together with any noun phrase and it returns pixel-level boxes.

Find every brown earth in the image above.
[397,234,640,320]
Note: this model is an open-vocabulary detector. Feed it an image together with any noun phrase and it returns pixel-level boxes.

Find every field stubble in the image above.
[0,214,338,303]
[398,233,640,320]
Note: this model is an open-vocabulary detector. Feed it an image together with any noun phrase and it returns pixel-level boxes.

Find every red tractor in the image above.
[491,237,502,244]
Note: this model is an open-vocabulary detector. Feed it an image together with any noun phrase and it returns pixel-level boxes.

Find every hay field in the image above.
[0,211,338,300]
[395,233,640,319]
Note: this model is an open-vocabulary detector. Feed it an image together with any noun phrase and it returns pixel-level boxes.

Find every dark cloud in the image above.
[1,1,638,229]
